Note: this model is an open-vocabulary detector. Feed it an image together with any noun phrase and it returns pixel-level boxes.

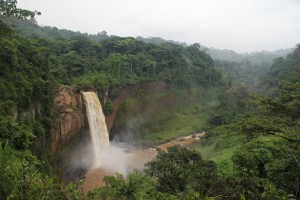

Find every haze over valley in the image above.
[0,1,299,199]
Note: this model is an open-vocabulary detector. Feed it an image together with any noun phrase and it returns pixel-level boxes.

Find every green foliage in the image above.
[220,80,300,198]
[68,170,176,200]
[267,144,300,198]
[0,4,68,199]
[64,179,86,200]
[143,146,245,199]
[145,146,218,197]
[238,81,300,142]
[208,85,251,126]
[261,44,300,93]
[200,50,300,198]
[0,144,66,199]
[0,100,16,116]
[113,86,222,145]
[230,135,300,199]
[1,16,224,92]
[102,171,158,199]
[0,116,34,149]
[262,182,292,200]
[75,147,243,199]
[103,99,113,114]
[0,0,41,19]
[1,7,299,199]
[0,19,13,36]
[0,21,57,140]
[74,72,113,92]
[194,133,244,177]
[136,35,188,47]
[214,59,271,88]
[209,48,291,65]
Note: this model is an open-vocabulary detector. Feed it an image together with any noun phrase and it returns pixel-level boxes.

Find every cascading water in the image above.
[82,92,110,168]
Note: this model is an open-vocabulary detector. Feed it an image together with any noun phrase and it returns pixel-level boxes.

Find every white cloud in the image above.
[19,0,300,52]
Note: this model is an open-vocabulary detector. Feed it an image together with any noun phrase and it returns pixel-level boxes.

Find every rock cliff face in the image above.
[50,82,167,154]
[51,86,85,154]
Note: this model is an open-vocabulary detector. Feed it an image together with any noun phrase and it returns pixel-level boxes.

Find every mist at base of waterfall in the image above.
[58,133,139,184]
[96,143,131,175]
[67,91,149,180]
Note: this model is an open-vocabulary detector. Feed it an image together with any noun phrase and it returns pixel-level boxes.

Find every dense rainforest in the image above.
[0,2,300,199]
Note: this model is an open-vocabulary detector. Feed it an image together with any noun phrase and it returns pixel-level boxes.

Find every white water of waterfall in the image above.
[82,92,110,168]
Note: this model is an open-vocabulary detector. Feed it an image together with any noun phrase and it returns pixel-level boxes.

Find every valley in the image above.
[0,2,299,199]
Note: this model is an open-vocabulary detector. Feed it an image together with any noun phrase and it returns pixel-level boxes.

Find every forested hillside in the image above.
[208,47,293,64]
[0,2,300,199]
[196,44,300,199]
[0,12,225,198]
[262,45,300,91]
[1,14,225,152]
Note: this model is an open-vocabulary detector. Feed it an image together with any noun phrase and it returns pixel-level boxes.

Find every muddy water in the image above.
[83,132,205,192]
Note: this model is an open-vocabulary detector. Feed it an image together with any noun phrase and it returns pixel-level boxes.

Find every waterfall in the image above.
[82,92,110,168]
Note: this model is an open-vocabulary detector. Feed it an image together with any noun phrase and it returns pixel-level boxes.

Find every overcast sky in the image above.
[19,0,300,53]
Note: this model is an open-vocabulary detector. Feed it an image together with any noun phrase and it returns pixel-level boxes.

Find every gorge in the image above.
[1,10,299,198]
[56,89,205,191]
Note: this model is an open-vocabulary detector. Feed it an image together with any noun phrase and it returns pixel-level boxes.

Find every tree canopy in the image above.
[0,3,299,199]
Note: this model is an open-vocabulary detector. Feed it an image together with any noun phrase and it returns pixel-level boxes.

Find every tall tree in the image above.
[0,0,40,19]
